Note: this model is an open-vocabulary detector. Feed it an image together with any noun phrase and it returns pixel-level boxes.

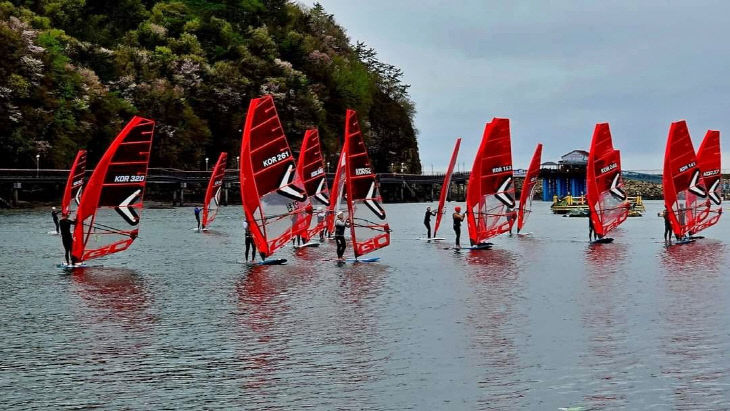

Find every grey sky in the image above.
[301,1,730,172]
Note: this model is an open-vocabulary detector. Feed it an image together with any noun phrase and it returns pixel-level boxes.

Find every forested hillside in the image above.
[0,1,421,172]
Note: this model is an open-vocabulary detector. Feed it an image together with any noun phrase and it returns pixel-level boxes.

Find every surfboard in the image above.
[48,231,59,235]
[345,257,380,263]
[238,258,288,266]
[590,237,614,244]
[417,237,445,241]
[516,232,532,237]
[469,243,493,250]
[294,242,320,249]
[674,238,695,245]
[687,235,705,240]
[56,262,101,269]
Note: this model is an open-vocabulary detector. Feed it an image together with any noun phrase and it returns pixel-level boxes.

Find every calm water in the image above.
[1,200,729,409]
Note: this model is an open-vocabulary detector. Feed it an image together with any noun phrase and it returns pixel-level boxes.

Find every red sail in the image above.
[239,95,311,258]
[62,150,87,216]
[202,152,227,229]
[586,123,629,237]
[662,120,710,238]
[326,145,347,234]
[72,116,155,262]
[693,130,722,233]
[466,118,515,245]
[344,109,390,257]
[433,138,461,237]
[517,143,542,233]
[295,129,330,241]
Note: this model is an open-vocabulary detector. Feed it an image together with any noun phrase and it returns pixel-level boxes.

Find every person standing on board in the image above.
[51,207,60,233]
[452,206,466,249]
[588,208,596,241]
[506,206,517,236]
[316,207,327,242]
[423,206,437,238]
[58,212,76,265]
[659,207,672,243]
[244,219,256,262]
[334,211,350,261]
[194,206,201,231]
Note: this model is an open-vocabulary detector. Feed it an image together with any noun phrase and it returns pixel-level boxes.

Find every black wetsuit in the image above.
[335,219,348,259]
[245,226,256,261]
[51,210,59,233]
[588,211,595,241]
[194,207,201,230]
[453,212,464,248]
[663,211,672,241]
[423,210,437,238]
[58,218,75,264]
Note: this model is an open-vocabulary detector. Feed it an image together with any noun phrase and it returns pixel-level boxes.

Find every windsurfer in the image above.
[659,207,672,242]
[588,208,596,241]
[453,206,466,249]
[51,207,60,233]
[58,212,76,265]
[506,206,516,235]
[335,211,350,261]
[423,206,437,238]
[316,207,326,241]
[244,220,256,261]
[194,206,201,230]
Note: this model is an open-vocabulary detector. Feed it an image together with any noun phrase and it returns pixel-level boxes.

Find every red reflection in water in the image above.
[70,266,154,327]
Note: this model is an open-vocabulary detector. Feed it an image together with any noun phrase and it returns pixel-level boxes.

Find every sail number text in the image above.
[678,162,696,173]
[114,175,145,183]
[263,151,290,167]
[491,165,512,174]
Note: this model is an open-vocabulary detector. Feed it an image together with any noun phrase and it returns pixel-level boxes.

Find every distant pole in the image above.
[326,161,330,173]
[205,157,209,171]
[35,154,40,178]
[236,156,240,170]
[431,163,433,175]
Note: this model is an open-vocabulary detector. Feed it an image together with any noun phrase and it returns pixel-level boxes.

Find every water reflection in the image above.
[70,266,154,328]
[581,243,631,408]
[464,248,529,408]
[660,240,730,408]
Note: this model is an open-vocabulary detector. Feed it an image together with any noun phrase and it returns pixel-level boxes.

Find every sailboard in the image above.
[202,152,227,229]
[692,130,722,233]
[662,120,710,239]
[343,109,390,258]
[516,143,542,234]
[466,118,515,246]
[433,138,461,238]
[71,116,155,263]
[239,95,311,259]
[295,128,330,242]
[61,150,87,217]
[326,142,348,235]
[585,123,629,240]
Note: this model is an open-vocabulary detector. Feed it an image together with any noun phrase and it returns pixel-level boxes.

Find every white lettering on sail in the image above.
[678,161,696,173]
[114,175,145,183]
[491,165,512,174]
[600,163,617,174]
[262,151,291,167]
[355,167,371,176]
[310,167,324,178]
[703,169,720,177]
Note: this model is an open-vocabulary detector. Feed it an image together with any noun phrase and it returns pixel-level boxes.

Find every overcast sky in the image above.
[301,1,730,172]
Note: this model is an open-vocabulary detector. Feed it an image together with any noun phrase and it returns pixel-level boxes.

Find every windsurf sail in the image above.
[61,149,87,216]
[239,95,311,258]
[71,116,155,263]
[692,129,722,233]
[466,118,516,245]
[296,128,330,242]
[326,143,347,234]
[343,109,390,257]
[586,123,629,238]
[202,152,228,229]
[662,120,710,238]
[517,143,542,233]
[433,138,461,237]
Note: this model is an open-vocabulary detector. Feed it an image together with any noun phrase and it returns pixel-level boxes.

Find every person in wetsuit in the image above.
[506,206,516,235]
[335,211,350,261]
[660,207,673,242]
[194,206,201,231]
[453,206,466,249]
[316,207,326,242]
[423,206,437,238]
[588,208,596,241]
[58,213,76,265]
[244,220,256,261]
[51,207,60,233]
